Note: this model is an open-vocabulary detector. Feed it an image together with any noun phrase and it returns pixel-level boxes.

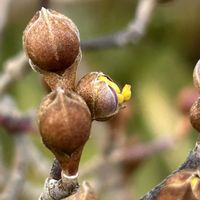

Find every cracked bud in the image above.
[76,72,131,121]
[190,97,200,132]
[38,88,91,175]
[23,8,80,73]
[157,169,200,200]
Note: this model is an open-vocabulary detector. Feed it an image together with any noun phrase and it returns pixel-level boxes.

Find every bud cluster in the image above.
[23,8,131,177]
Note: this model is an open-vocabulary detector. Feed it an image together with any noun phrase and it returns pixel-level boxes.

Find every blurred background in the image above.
[0,0,200,199]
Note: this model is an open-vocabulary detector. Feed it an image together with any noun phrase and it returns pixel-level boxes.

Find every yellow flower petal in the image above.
[98,76,131,104]
[117,93,124,104]
[122,84,131,101]
[98,76,121,93]
[191,176,199,189]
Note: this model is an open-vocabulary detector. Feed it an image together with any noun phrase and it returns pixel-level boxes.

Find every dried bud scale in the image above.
[23,7,80,73]
[76,72,131,121]
[38,88,91,175]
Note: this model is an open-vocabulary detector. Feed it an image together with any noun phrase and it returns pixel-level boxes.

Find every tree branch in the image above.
[39,172,79,200]
[0,135,28,200]
[0,95,36,133]
[81,0,157,50]
[26,137,52,177]
[80,136,174,177]
[0,52,29,96]
[140,137,200,200]
[0,0,12,41]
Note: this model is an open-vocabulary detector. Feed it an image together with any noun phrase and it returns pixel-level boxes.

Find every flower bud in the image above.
[191,173,200,199]
[157,169,200,200]
[23,8,80,73]
[193,60,200,91]
[76,72,131,121]
[190,97,200,132]
[38,88,91,175]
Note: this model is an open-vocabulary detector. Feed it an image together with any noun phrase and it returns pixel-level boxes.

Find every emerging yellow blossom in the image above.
[98,76,132,104]
[190,175,199,189]
[122,84,131,101]
[98,76,120,93]
[117,93,125,104]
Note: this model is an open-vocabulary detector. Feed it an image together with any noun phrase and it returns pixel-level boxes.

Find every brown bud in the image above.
[38,88,91,175]
[157,169,200,200]
[76,72,119,121]
[193,60,200,90]
[23,8,80,73]
[190,97,200,132]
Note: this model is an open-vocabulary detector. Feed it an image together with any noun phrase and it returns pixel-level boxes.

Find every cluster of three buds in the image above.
[23,8,131,177]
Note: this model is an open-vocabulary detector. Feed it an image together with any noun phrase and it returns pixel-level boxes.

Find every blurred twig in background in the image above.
[0,0,12,48]
[81,0,157,50]
[0,135,28,200]
[140,138,200,200]
[0,53,28,96]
